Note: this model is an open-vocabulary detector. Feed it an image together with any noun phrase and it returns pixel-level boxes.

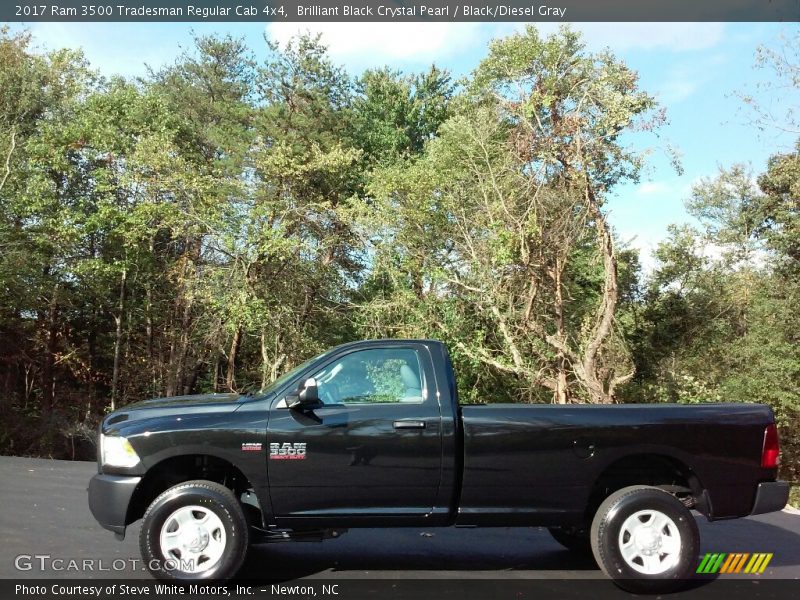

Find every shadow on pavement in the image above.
[697,513,800,568]
[238,526,599,579]
[235,513,800,589]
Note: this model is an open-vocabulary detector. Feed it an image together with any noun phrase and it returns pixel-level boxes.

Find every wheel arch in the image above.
[127,454,264,527]
[586,452,709,521]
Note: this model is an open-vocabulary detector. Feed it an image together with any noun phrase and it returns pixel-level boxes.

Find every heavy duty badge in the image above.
[270,442,307,460]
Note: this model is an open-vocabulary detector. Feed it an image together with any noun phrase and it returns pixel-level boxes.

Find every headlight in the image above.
[100,434,140,468]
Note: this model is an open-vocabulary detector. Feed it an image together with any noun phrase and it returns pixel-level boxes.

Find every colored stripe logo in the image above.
[696,553,773,574]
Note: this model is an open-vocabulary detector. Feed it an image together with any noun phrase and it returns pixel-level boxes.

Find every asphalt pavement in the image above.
[1,456,798,595]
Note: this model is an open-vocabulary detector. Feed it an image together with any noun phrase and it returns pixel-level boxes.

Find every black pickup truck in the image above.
[89,339,788,591]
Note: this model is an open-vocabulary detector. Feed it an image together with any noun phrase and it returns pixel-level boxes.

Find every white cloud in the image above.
[23,21,728,81]
[659,77,699,104]
[264,22,727,76]
[654,53,728,104]
[636,181,671,197]
[266,22,498,66]
[27,22,169,77]
[580,23,725,52]
[609,177,691,273]
[531,23,725,53]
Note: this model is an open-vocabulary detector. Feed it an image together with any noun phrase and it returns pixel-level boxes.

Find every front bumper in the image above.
[87,473,141,538]
[750,481,790,515]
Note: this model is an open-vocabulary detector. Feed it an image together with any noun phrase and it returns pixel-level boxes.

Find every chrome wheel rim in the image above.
[618,509,681,575]
[159,505,227,573]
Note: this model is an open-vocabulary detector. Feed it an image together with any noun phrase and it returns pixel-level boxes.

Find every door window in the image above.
[311,348,424,405]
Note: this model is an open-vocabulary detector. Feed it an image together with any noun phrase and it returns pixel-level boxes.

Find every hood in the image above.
[102,393,243,432]
[124,392,242,411]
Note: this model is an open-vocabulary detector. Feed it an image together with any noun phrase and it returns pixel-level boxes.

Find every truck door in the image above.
[266,344,443,523]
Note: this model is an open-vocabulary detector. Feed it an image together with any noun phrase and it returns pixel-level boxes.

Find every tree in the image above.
[0,28,95,423]
[364,26,659,404]
[148,33,257,395]
[632,159,799,481]
[352,65,453,167]
[737,29,800,137]
[758,142,800,266]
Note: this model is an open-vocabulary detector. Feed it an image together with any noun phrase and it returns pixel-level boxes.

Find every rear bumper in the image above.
[750,481,790,515]
[87,473,141,538]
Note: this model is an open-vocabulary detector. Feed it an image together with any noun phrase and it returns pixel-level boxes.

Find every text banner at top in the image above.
[5,1,800,22]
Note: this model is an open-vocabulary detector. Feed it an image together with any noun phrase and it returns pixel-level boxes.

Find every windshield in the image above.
[254,348,334,397]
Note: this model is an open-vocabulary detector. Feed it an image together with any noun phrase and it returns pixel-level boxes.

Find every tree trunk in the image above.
[0,125,16,194]
[212,352,221,393]
[110,268,127,411]
[261,330,285,389]
[166,239,200,396]
[86,307,97,420]
[145,236,157,393]
[145,284,155,390]
[226,325,242,392]
[553,257,570,404]
[165,324,178,397]
[41,283,60,415]
[260,331,269,390]
[185,356,204,394]
[580,184,633,403]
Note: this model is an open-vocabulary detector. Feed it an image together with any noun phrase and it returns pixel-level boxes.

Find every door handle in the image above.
[393,420,426,430]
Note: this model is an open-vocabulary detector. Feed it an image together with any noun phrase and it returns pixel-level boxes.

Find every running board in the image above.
[250,526,348,543]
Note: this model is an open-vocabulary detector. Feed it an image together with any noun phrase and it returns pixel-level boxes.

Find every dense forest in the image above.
[0,25,797,494]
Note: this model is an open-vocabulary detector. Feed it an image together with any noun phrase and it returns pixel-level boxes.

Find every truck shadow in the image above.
[696,512,800,569]
[239,526,599,578]
[237,514,800,583]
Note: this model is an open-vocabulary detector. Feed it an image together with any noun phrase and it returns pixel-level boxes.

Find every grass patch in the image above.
[789,485,800,509]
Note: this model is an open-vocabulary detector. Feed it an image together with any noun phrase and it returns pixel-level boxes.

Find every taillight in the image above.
[761,424,780,468]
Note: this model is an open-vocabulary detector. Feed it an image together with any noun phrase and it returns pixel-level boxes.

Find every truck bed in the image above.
[458,403,775,524]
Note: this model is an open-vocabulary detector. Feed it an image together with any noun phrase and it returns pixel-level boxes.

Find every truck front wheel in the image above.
[139,480,249,580]
[590,485,699,593]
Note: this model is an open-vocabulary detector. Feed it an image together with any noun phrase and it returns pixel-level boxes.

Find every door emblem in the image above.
[269,442,307,460]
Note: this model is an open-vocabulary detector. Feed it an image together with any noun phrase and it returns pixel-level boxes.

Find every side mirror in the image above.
[288,378,321,409]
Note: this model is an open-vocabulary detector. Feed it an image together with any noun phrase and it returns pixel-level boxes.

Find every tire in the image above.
[590,485,699,594]
[139,480,249,580]
[547,526,592,555]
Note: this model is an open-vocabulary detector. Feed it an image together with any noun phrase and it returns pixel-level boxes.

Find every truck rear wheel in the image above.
[139,480,249,580]
[590,485,699,593]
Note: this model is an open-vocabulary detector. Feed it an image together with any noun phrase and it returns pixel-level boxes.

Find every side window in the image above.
[311,348,424,405]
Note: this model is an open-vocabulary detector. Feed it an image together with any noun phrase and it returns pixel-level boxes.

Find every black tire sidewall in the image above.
[140,482,248,580]
[592,487,698,592]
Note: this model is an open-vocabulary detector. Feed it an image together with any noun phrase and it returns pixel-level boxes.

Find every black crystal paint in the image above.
[90,339,784,536]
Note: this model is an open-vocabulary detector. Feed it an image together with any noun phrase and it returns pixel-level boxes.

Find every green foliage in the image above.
[758,143,800,267]
[360,26,659,404]
[630,160,800,481]
[0,26,797,477]
[352,65,453,166]
[365,359,407,400]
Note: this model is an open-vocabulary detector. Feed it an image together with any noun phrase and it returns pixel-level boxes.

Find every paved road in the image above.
[1,456,798,591]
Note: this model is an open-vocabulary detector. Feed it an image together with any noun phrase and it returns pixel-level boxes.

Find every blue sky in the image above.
[14,20,800,269]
